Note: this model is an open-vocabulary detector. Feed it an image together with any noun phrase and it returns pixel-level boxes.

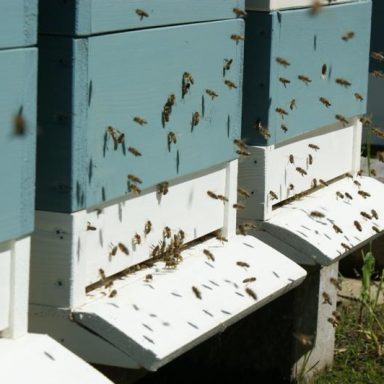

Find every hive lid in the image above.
[245,0,354,11]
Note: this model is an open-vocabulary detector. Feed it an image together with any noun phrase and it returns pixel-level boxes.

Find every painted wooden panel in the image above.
[31,162,238,308]
[369,0,384,73]
[0,1,37,49]
[0,334,113,383]
[74,235,306,371]
[242,1,371,146]
[238,122,361,220]
[37,20,244,213]
[39,0,245,36]
[0,242,11,332]
[0,48,37,243]
[366,76,384,146]
[246,0,353,11]
[262,176,384,265]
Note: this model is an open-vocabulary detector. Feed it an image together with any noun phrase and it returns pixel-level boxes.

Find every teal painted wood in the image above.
[242,1,372,146]
[0,0,37,49]
[39,0,245,36]
[37,20,244,213]
[0,48,37,243]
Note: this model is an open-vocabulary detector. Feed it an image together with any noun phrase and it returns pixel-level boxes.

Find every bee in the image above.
[308,143,319,150]
[141,221,152,236]
[207,190,219,200]
[238,224,248,236]
[373,127,384,139]
[87,222,97,231]
[312,178,318,188]
[276,107,288,118]
[281,124,288,133]
[191,112,200,129]
[372,226,380,234]
[109,289,117,298]
[223,58,233,74]
[310,0,322,15]
[109,244,118,257]
[230,34,244,43]
[167,132,177,146]
[336,191,344,199]
[107,126,125,144]
[269,191,278,200]
[327,317,339,328]
[322,292,332,305]
[308,154,313,165]
[104,281,113,289]
[335,114,349,126]
[341,242,351,251]
[289,99,297,110]
[128,182,141,195]
[237,261,250,268]
[342,31,355,41]
[333,224,343,234]
[133,233,142,245]
[128,146,142,156]
[224,80,237,89]
[289,183,294,191]
[319,97,331,108]
[144,274,153,282]
[335,78,351,88]
[371,209,379,220]
[371,70,384,78]
[236,149,251,157]
[234,139,248,150]
[293,333,314,347]
[378,152,384,163]
[203,249,215,262]
[256,121,271,139]
[133,116,147,126]
[360,116,373,126]
[371,51,384,62]
[233,7,247,17]
[118,242,129,255]
[245,287,257,301]
[298,75,312,85]
[233,203,245,210]
[217,194,229,202]
[165,259,178,269]
[215,231,228,243]
[319,179,328,187]
[151,244,160,258]
[13,113,26,135]
[243,277,256,284]
[276,57,290,67]
[332,311,342,322]
[157,181,169,195]
[296,167,307,176]
[206,89,219,99]
[238,187,251,199]
[289,154,294,164]
[310,211,325,218]
[330,277,342,291]
[345,192,353,200]
[354,220,362,232]
[345,173,353,179]
[178,229,185,241]
[182,72,194,98]
[162,95,175,125]
[354,93,364,101]
[99,268,106,280]
[192,286,202,299]
[279,77,291,87]
[360,211,372,220]
[163,226,171,239]
[358,190,371,198]
[127,174,142,184]
[370,169,377,177]
[357,169,364,177]
[353,180,361,187]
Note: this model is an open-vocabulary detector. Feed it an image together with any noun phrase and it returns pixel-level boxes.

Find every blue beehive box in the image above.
[242,1,372,146]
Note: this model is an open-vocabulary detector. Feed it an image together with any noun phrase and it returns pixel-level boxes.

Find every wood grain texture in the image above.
[37,20,244,212]
[73,235,306,371]
[0,242,11,332]
[39,0,245,36]
[0,0,37,49]
[246,0,353,11]
[242,1,371,146]
[0,48,37,243]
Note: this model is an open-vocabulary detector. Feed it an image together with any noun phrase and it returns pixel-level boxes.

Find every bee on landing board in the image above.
[233,8,247,17]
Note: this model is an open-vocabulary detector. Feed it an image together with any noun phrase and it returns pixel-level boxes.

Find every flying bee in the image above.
[371,70,384,78]
[335,78,351,87]
[245,287,257,301]
[236,149,251,157]
[319,97,331,108]
[237,261,250,268]
[279,77,291,87]
[191,112,200,128]
[345,172,353,179]
[371,51,384,62]
[207,190,219,200]
[276,107,288,118]
[298,75,312,85]
[308,154,313,165]
[354,93,364,101]
[310,0,322,15]
[178,229,185,241]
[289,183,294,191]
[330,277,342,291]
[296,167,307,176]
[151,244,160,258]
[275,57,290,67]
[217,194,229,203]
[370,169,377,177]
[308,143,319,150]
[144,220,152,235]
[99,268,106,280]
[243,277,256,284]
[293,333,314,347]
[223,58,233,73]
[233,203,245,210]
[358,190,370,198]
[238,224,248,236]
[135,8,148,19]
[342,31,355,41]
[13,113,26,135]
[269,191,278,200]
[345,192,353,200]
[333,224,343,234]
[127,174,142,184]
[357,169,364,177]
[133,116,147,126]
[157,181,169,195]
[167,132,177,146]
[372,226,380,234]
[360,115,373,126]
[238,187,251,199]
[133,233,142,245]
[107,126,125,144]
[289,99,297,110]
[182,72,194,98]
[128,146,142,156]
[341,242,351,251]
[192,286,202,299]
[206,89,219,99]
[118,242,129,255]
[322,292,332,305]
[378,152,384,162]
[144,274,153,282]
[109,289,117,298]
[354,220,362,232]
[256,121,271,139]
[373,127,384,138]
[230,34,244,43]
[332,311,342,322]
[87,222,97,231]
[163,226,171,239]
[224,80,237,89]
[327,317,339,328]
[109,244,118,257]
[233,7,247,17]
[234,139,248,150]
[128,182,141,195]
[281,124,288,133]
[310,210,325,218]
[289,154,294,164]
[335,114,349,126]
[354,180,361,188]
[319,179,328,187]
[371,209,379,220]
[360,211,372,220]
[215,231,228,243]
[183,72,194,85]
[203,249,215,262]
[336,191,344,199]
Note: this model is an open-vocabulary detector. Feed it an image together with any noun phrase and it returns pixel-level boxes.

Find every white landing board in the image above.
[246,0,352,11]
[261,176,384,266]
[0,334,113,384]
[74,235,306,371]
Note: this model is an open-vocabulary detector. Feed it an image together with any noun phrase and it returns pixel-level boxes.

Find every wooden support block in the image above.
[246,0,353,11]
[242,1,371,146]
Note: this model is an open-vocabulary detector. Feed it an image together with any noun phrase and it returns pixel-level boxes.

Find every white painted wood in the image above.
[31,163,237,308]
[223,160,239,239]
[360,157,384,184]
[0,242,11,332]
[246,0,353,11]
[74,235,306,371]
[0,334,113,384]
[261,176,384,265]
[238,123,361,220]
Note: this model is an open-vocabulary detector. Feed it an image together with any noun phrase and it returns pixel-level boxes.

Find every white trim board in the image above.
[257,176,384,266]
[245,0,353,11]
[0,334,113,384]
[70,235,306,371]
